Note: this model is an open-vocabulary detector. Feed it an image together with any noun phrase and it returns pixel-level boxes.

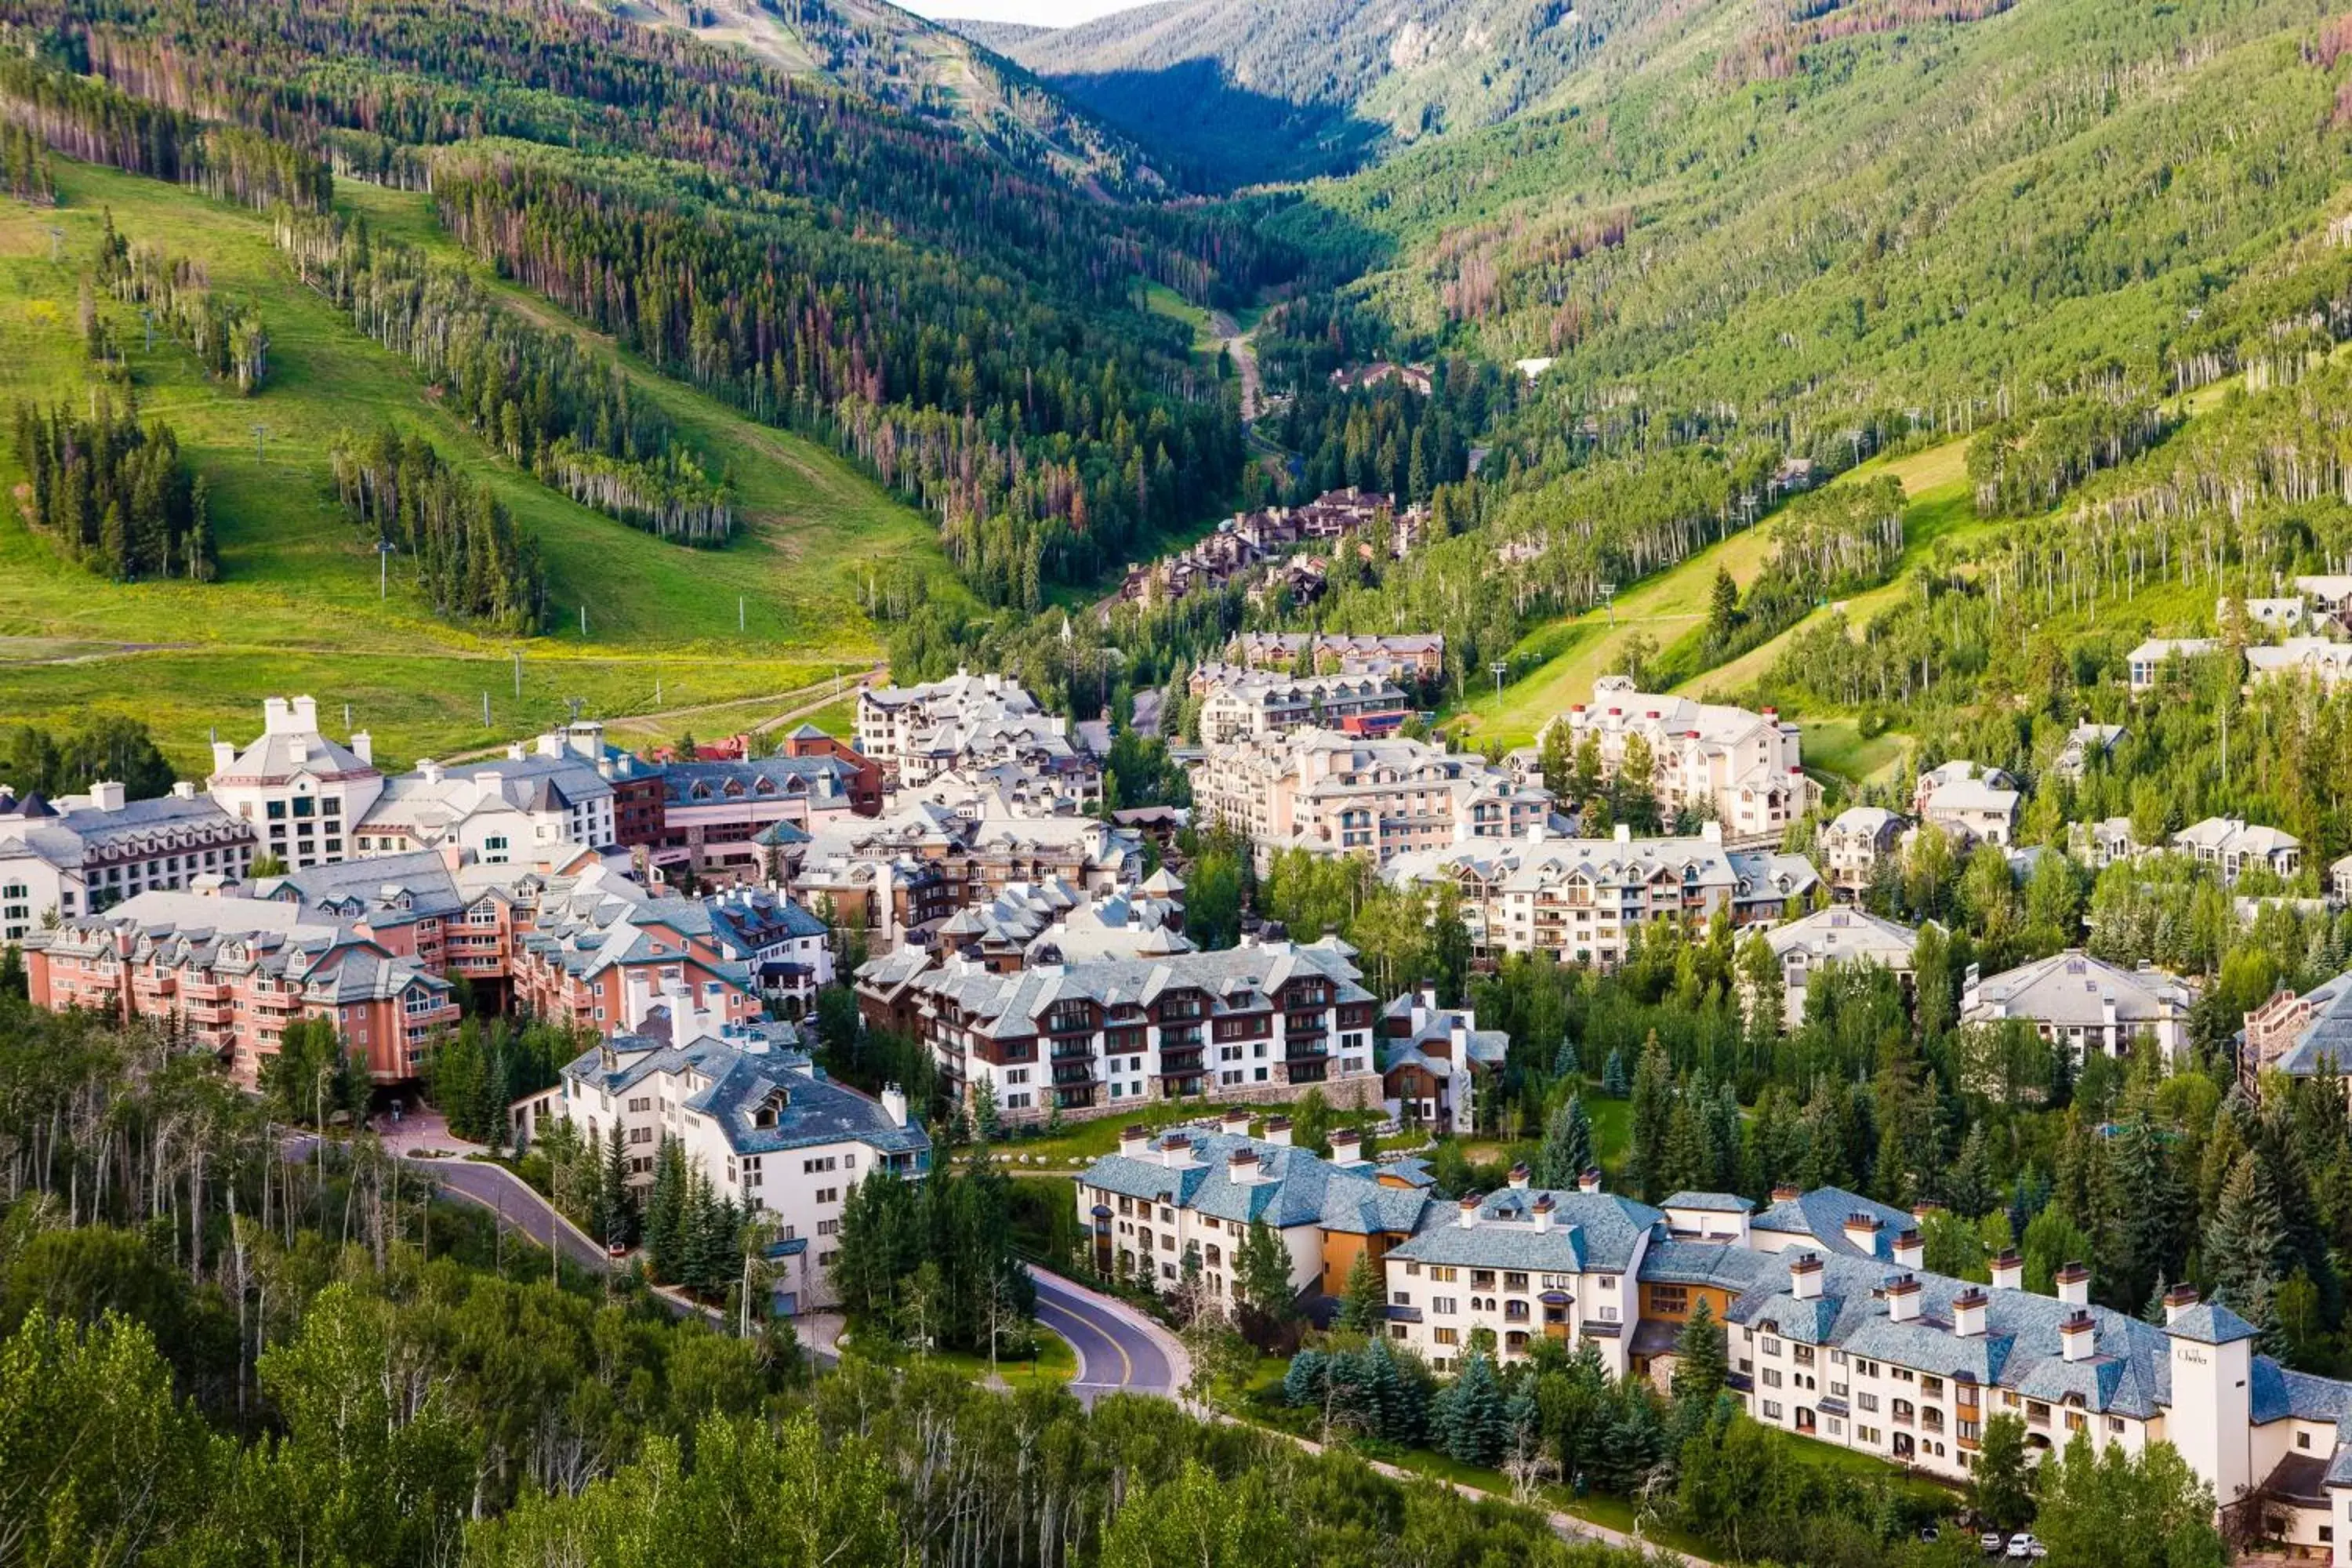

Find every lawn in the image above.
[0,159,953,764]
[838,1327,1078,1391]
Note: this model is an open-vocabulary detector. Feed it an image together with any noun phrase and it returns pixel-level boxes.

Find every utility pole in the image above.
[482,691,491,728]
[513,649,521,699]
[378,539,394,598]
[739,596,746,632]
[1599,582,1617,625]
[1490,659,1508,699]
[44,225,63,263]
[250,423,269,465]
[579,604,587,638]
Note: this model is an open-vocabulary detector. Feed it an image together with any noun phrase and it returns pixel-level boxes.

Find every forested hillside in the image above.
[975,0,1669,189]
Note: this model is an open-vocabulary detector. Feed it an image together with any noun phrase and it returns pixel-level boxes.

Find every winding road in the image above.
[1032,1269,1185,1402]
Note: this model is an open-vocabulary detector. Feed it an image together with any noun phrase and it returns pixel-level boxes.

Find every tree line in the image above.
[94,212,269,394]
[12,394,213,582]
[277,208,734,546]
[328,425,548,633]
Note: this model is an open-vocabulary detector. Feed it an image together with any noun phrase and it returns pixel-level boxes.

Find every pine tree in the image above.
[1336,1250,1385,1333]
[1234,1217,1297,1341]
[644,1137,688,1283]
[1628,1032,1675,1200]
[1602,1047,1629,1098]
[1434,1351,1504,1467]
[1536,1094,1596,1188]
[602,1121,637,1248]
[2205,1150,2285,1333]
[1552,1036,1580,1080]
[1671,1298,1729,1408]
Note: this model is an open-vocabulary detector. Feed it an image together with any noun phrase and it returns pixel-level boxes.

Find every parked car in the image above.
[1980,1532,2005,1554]
[2005,1536,2046,1561]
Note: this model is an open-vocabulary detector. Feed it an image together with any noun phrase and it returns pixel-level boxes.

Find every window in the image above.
[1433,1328,1458,1346]
[2107,1417,2126,1436]
[1760,1335,1781,1357]
[1762,1401,1782,1421]
[1429,1266,1457,1283]
[816,1220,839,1236]
[1857,1392,1878,1413]
[1651,1285,1690,1315]
[1762,1368,1783,1388]
[1433,1297,1457,1316]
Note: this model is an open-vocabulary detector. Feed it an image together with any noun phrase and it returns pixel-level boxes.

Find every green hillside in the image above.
[0,159,941,769]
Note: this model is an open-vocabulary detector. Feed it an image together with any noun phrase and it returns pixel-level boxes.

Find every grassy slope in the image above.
[0,162,953,771]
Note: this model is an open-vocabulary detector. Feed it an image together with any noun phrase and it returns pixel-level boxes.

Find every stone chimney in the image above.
[1893,1227,1924,1269]
[352,731,373,766]
[1229,1148,1266,1185]
[881,1083,907,1129]
[1790,1252,1824,1301]
[1532,1192,1555,1232]
[2164,1283,2201,1326]
[89,780,125,812]
[1457,1193,1479,1229]
[1991,1250,2024,1290]
[1118,1123,1150,1156]
[2060,1310,2096,1363]
[1262,1116,1293,1148]
[1577,1167,1602,1194]
[1508,1161,1531,1190]
[2056,1261,2091,1308]
[1843,1212,1880,1253]
[1951,1287,1988,1338]
[1887,1273,1922,1323]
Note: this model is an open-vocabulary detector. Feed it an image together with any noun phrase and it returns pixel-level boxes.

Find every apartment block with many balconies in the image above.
[1541,677,1817,844]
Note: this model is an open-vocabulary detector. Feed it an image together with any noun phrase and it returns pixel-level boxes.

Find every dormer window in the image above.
[751,1087,789,1128]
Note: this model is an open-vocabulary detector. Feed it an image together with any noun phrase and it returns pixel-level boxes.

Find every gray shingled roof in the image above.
[1387,1187,1662,1273]
[1750,1186,1914,1258]
[1080,1131,1425,1235]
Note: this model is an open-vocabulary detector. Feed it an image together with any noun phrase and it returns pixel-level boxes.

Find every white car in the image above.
[1980,1533,2004,1553]
[2005,1537,2046,1560]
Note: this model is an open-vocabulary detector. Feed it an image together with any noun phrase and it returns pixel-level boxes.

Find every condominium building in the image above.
[1191,728,1551,873]
[205,695,384,870]
[703,884,835,1015]
[1383,822,1820,972]
[1193,666,1410,744]
[354,753,618,862]
[1541,677,1817,844]
[1914,761,2020,848]
[2126,638,2219,694]
[1377,985,1508,1135]
[1819,805,1904,897]
[519,1015,927,1312]
[20,891,457,1085]
[655,757,863,883]
[2171,816,2303,885]
[1960,949,2196,1063]
[1077,1116,1431,1301]
[855,670,1099,804]
[1762,906,1922,1025]
[0,781,256,937]
[1068,1156,2352,1559]
[1229,631,1446,684]
[854,935,1380,1122]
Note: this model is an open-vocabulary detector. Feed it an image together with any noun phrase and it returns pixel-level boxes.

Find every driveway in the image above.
[1031,1268,1189,1403]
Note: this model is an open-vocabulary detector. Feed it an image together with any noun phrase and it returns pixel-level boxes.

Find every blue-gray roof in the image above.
[1080,1132,1427,1235]
[561,1028,927,1160]
[1751,1186,1914,1258]
[2166,1301,2260,1345]
[1664,1191,1755,1213]
[1386,1187,1662,1274]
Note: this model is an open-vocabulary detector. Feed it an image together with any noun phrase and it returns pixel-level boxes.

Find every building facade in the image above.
[0,782,256,937]
[206,695,384,871]
[1541,677,1817,844]
[1961,949,2196,1063]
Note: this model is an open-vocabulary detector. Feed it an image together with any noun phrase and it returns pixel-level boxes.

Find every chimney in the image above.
[1790,1252,1824,1301]
[1771,1182,1801,1203]
[2056,1261,2091,1308]
[1843,1212,1880,1253]
[1458,1193,1480,1229]
[1700,821,1722,845]
[1893,1228,1924,1269]
[2163,1283,2200,1325]
[1532,1192,1555,1232]
[1886,1273,1922,1323]
[1508,1161,1531,1190]
[291,696,318,731]
[1991,1250,2024,1290]
[1229,1149,1265,1185]
[507,742,528,761]
[1221,1105,1252,1134]
[1118,1123,1150,1156]
[351,731,373,766]
[881,1083,907,1129]
[171,779,195,800]
[421,759,445,786]
[263,696,292,734]
[1613,823,1632,844]
[1329,1127,1363,1161]
[1262,1116,1294,1148]
[1157,1133,1195,1169]
[289,739,310,768]
[1577,1167,1602,1194]
[2060,1310,2096,1363]
[210,740,235,775]
[89,780,125,812]
[1951,1287,1988,1338]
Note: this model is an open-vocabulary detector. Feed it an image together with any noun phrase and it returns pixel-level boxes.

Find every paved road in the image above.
[412,1156,614,1274]
[1032,1269,1186,1403]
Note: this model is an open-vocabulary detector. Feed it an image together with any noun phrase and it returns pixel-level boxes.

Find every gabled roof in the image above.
[1750,1186,1913,1258]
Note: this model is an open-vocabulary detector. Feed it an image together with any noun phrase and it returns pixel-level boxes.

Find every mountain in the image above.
[605,0,1176,194]
[975,0,1663,188]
